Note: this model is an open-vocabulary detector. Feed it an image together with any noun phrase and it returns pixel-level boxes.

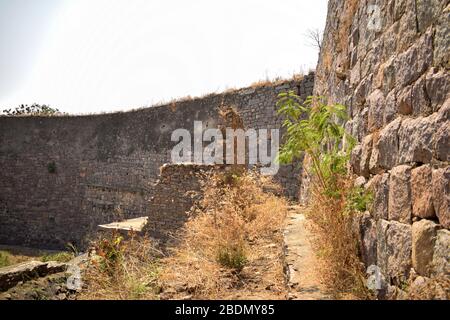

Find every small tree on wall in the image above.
[2,104,61,116]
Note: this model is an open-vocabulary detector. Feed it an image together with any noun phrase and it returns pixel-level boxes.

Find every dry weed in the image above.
[159,170,288,299]
[79,233,161,300]
[306,176,372,299]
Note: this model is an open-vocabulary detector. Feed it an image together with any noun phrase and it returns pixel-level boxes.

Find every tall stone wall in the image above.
[0,74,314,250]
[314,0,449,296]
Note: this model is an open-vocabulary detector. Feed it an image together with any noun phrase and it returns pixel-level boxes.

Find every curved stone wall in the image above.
[0,74,314,249]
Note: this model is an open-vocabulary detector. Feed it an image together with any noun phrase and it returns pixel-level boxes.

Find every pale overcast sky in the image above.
[0,0,328,114]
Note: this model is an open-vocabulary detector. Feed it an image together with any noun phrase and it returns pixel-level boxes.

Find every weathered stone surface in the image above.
[386,221,412,283]
[369,118,401,173]
[416,0,445,32]
[395,29,433,87]
[398,115,436,164]
[376,219,390,277]
[411,165,435,219]
[411,76,432,116]
[384,89,397,125]
[388,165,412,224]
[432,229,450,276]
[377,219,412,283]
[433,6,450,68]
[382,56,396,94]
[432,167,450,229]
[0,261,67,292]
[396,1,418,52]
[434,120,450,162]
[366,173,389,220]
[412,219,438,277]
[360,134,373,177]
[350,144,362,176]
[426,68,450,112]
[359,212,377,267]
[397,86,412,115]
[367,90,385,131]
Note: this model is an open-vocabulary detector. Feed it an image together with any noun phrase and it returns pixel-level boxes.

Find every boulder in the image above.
[412,219,438,276]
[411,165,435,219]
[388,165,412,224]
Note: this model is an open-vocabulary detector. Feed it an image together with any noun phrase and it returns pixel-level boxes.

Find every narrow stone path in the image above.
[284,206,330,300]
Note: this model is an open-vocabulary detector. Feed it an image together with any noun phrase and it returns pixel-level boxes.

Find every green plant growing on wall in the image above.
[47,161,57,174]
[277,93,355,195]
[276,92,372,298]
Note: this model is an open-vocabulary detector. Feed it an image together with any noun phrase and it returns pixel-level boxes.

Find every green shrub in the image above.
[216,244,247,271]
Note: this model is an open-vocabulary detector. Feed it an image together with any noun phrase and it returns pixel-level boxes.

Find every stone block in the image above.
[395,29,433,87]
[367,90,385,131]
[411,165,436,219]
[432,229,450,276]
[433,7,450,68]
[369,118,401,173]
[377,219,412,283]
[412,219,438,276]
[432,167,450,229]
[366,173,389,220]
[388,165,412,224]
[398,116,435,164]
[426,68,450,112]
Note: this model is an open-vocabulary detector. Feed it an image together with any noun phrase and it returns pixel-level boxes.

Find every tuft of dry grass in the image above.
[159,169,289,299]
[78,233,161,300]
[305,176,372,299]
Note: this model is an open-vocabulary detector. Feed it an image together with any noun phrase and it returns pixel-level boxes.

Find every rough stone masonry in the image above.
[0,74,314,250]
[313,0,449,297]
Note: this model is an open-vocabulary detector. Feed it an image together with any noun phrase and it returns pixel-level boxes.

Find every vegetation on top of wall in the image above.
[2,104,62,116]
[277,92,372,299]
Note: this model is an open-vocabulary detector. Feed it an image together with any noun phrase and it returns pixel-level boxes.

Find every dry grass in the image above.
[78,233,161,300]
[159,169,289,299]
[305,176,372,299]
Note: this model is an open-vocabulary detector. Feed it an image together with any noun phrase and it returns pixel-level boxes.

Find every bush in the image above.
[217,243,247,271]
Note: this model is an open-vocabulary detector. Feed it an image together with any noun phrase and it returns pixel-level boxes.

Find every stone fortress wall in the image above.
[0,74,314,249]
[314,0,449,296]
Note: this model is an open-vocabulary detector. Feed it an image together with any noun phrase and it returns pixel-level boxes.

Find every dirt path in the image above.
[284,206,330,300]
